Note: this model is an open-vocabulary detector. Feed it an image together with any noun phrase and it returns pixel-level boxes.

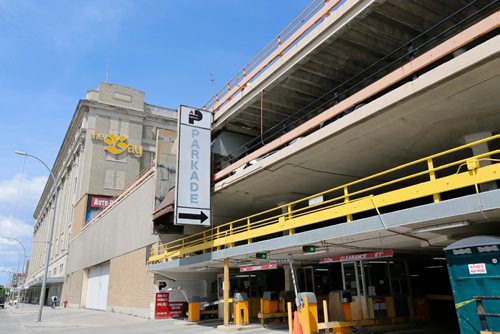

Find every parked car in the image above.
[0,296,4,308]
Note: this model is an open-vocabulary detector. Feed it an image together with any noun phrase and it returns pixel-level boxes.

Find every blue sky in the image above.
[0,1,311,285]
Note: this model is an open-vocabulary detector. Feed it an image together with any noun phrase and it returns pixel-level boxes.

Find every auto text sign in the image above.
[175,105,212,226]
[468,263,487,274]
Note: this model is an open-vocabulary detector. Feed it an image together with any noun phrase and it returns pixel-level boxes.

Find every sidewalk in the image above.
[5,303,287,334]
[5,304,455,334]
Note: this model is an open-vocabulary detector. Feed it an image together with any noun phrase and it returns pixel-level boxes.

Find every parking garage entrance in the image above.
[294,251,458,331]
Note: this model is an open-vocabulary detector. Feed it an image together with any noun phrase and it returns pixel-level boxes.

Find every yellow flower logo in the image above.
[103,133,128,155]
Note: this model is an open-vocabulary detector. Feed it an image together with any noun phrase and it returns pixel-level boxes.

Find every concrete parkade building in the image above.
[24,0,500,330]
[24,83,177,314]
[148,0,500,332]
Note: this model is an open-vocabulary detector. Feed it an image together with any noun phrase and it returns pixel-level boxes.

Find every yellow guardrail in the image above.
[149,135,500,264]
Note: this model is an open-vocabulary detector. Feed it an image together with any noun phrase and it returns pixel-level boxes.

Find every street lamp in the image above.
[1,238,27,308]
[15,151,58,322]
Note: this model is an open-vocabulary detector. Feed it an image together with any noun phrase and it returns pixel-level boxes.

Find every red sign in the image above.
[320,250,394,264]
[240,263,278,272]
[155,292,170,319]
[90,196,112,208]
[168,302,184,318]
[154,292,185,320]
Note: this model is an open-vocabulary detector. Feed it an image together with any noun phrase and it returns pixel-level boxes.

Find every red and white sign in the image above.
[90,196,112,209]
[240,263,278,272]
[320,250,394,264]
[154,292,170,319]
[167,302,184,318]
[154,292,185,319]
[468,263,487,275]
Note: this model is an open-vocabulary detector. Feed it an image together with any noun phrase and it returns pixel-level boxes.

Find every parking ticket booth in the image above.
[233,292,249,325]
[298,292,319,334]
[444,236,500,333]
[262,291,279,313]
[188,296,201,322]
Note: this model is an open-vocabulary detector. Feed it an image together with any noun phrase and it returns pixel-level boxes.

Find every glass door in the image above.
[298,267,315,293]
[342,261,369,318]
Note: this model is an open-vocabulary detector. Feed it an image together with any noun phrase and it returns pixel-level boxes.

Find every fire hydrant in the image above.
[63,300,68,308]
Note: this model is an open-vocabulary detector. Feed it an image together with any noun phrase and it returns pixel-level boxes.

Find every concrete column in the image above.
[223,258,230,326]
[283,264,292,291]
[463,132,497,191]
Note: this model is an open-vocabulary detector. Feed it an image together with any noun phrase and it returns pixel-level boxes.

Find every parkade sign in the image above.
[175,106,211,226]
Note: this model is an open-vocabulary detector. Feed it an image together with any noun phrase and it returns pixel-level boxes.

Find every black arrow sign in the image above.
[179,211,208,223]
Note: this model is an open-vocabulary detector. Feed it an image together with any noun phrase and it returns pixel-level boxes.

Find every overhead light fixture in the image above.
[303,250,326,256]
[193,266,209,271]
[412,221,469,233]
[239,263,254,267]
[367,261,391,264]
[314,268,329,272]
[432,257,446,261]
[425,265,444,269]
[235,275,256,278]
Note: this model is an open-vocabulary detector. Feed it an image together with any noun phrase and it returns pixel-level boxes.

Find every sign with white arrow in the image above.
[175,105,212,226]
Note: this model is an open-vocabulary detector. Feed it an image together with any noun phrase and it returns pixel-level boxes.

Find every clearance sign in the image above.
[320,250,394,263]
[175,106,211,227]
[89,132,143,158]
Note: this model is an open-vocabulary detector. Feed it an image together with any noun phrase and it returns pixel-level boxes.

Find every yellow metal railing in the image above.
[149,135,500,264]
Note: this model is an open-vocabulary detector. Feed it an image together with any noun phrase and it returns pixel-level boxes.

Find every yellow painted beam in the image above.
[224,258,230,326]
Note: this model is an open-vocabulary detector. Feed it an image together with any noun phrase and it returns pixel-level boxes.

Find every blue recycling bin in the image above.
[444,236,500,333]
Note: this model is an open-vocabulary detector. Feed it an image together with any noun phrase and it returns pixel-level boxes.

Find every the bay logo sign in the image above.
[89,132,143,157]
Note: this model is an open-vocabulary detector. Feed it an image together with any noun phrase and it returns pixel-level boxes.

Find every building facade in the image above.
[25,83,177,308]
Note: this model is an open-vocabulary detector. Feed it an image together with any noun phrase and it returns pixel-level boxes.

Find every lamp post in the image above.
[15,151,58,322]
[2,238,27,308]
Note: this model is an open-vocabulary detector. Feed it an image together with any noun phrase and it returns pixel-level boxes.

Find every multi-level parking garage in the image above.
[149,0,500,332]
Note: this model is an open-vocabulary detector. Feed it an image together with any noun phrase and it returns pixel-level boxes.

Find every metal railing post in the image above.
[216,227,221,250]
[344,186,353,222]
[287,204,294,235]
[229,223,235,247]
[203,232,207,253]
[247,218,252,244]
[427,158,441,202]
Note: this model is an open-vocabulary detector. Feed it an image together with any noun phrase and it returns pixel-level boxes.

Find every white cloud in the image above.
[0,215,33,239]
[0,173,46,212]
[0,265,14,274]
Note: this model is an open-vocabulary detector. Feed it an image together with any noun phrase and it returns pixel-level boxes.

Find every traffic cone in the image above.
[293,311,303,334]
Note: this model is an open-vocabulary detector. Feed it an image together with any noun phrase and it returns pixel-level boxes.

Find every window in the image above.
[104,170,115,189]
[60,232,64,251]
[104,170,126,190]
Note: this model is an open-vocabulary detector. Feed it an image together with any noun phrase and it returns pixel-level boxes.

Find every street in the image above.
[0,303,456,334]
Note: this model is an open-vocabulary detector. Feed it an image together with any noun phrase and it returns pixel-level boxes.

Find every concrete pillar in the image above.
[463,132,497,191]
[283,264,292,291]
[223,258,230,326]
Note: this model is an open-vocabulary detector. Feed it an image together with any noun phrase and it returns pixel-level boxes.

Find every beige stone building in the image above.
[24,83,177,313]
